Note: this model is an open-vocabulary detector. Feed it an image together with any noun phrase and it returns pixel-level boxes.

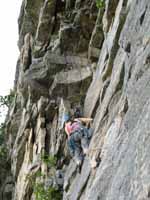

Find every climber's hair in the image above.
[63,117,72,128]
[74,107,82,118]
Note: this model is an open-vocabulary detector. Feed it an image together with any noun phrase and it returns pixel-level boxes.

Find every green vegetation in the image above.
[0,90,15,154]
[26,153,60,200]
[34,183,61,200]
[0,90,14,159]
[41,154,57,168]
[0,123,5,145]
[0,89,15,109]
[96,0,105,9]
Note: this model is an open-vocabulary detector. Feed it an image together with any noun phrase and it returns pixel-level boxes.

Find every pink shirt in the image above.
[65,122,80,136]
[71,122,80,132]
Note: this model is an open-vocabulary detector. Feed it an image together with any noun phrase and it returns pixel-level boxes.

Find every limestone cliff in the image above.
[1,0,150,199]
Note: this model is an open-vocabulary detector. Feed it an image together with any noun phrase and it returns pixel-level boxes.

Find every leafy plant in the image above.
[0,123,5,145]
[41,154,57,168]
[26,171,44,183]
[34,183,61,200]
[0,89,15,109]
[26,168,62,200]
[0,90,15,160]
[96,0,105,9]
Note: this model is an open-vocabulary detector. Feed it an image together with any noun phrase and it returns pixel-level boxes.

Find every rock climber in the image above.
[64,114,93,167]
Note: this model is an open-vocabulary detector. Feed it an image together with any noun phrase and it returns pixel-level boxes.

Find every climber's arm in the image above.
[74,117,93,126]
[78,117,93,123]
[65,124,70,136]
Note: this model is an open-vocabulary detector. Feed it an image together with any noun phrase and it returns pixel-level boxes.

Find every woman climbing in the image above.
[64,113,93,167]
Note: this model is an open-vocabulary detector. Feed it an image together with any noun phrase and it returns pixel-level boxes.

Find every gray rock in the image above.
[55,170,64,187]
[37,96,48,116]
[63,157,91,200]
[11,109,31,178]
[84,0,128,117]
[33,0,56,57]
[88,8,104,61]
[49,66,92,101]
[18,0,44,49]
[20,33,32,72]
[0,176,14,200]
[4,0,150,199]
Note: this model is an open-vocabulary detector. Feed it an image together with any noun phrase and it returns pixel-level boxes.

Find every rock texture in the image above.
[1,0,150,199]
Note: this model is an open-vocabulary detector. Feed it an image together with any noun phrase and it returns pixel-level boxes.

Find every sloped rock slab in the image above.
[64,157,91,200]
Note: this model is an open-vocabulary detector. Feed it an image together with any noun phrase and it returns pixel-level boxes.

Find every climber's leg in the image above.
[81,126,93,139]
[81,136,89,155]
[87,128,93,138]
[74,145,84,166]
[67,137,76,157]
[71,131,83,165]
[80,127,93,155]
[68,131,82,158]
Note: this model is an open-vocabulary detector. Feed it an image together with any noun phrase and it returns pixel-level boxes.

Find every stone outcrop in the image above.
[1,0,150,199]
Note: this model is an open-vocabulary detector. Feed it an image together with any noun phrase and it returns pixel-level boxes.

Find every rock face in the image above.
[1,0,150,199]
